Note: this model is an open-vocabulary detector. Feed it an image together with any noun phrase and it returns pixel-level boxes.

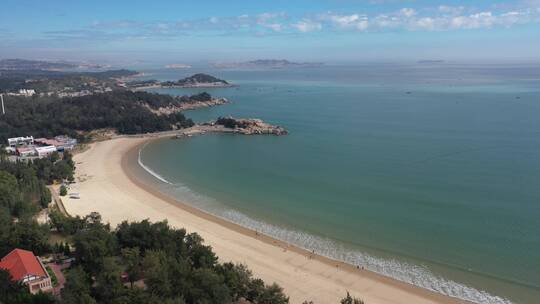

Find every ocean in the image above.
[136,63,540,303]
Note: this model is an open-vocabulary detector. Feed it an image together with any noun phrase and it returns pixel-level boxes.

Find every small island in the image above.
[214,117,288,135]
[211,59,324,69]
[175,116,288,138]
[165,63,192,69]
[128,73,233,90]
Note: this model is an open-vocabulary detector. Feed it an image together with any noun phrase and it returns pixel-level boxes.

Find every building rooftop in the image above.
[0,249,47,281]
[16,146,35,153]
[35,138,63,146]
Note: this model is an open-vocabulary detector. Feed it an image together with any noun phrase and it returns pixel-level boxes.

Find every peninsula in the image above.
[174,117,288,139]
[128,73,233,90]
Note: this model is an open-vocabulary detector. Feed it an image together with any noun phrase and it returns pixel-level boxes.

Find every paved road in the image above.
[47,185,68,216]
[46,262,68,296]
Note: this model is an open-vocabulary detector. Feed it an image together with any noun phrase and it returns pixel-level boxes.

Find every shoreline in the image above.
[130,83,235,91]
[65,136,464,304]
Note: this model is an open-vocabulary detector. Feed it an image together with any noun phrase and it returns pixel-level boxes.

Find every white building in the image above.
[8,136,34,147]
[7,89,36,97]
[19,89,36,96]
[34,146,57,158]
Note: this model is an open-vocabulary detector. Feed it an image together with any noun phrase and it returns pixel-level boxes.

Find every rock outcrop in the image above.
[145,98,229,115]
[214,117,288,135]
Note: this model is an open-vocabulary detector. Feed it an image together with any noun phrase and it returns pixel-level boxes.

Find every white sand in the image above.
[63,137,463,304]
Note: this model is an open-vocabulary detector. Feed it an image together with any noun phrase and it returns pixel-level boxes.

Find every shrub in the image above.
[59,185,67,196]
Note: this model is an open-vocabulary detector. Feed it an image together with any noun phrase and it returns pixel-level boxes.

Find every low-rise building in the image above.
[0,249,53,294]
[7,89,36,97]
[16,146,36,157]
[35,136,77,151]
[35,145,57,158]
[8,136,34,147]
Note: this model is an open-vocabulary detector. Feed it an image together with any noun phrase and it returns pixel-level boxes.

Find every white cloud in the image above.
[292,19,322,32]
[71,4,540,42]
[255,12,286,32]
[320,13,369,31]
[265,23,283,32]
[438,5,465,15]
[411,17,437,30]
[399,8,416,18]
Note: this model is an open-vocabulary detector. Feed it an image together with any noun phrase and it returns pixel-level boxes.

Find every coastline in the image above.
[130,83,235,91]
[64,136,464,304]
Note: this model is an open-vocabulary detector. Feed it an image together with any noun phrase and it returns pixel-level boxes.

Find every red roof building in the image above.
[0,249,53,294]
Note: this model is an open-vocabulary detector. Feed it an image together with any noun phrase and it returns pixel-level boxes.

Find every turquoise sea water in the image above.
[138,64,540,304]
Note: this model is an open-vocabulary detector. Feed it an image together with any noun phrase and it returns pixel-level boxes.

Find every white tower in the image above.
[0,94,4,115]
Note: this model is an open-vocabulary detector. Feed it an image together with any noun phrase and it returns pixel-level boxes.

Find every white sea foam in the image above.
[221,210,513,304]
[137,148,513,304]
[137,145,173,185]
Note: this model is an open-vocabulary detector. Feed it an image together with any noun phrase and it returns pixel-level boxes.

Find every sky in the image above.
[1,0,540,65]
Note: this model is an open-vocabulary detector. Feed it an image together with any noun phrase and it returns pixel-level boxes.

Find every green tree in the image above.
[187,268,231,304]
[216,263,252,300]
[73,222,117,275]
[59,185,67,196]
[49,209,86,235]
[63,242,71,256]
[185,232,217,268]
[142,250,173,298]
[94,257,127,303]
[61,266,96,304]
[2,218,50,256]
[0,170,21,215]
[121,247,142,288]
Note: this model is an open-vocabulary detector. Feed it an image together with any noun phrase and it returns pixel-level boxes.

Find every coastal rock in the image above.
[145,97,229,115]
[215,117,288,135]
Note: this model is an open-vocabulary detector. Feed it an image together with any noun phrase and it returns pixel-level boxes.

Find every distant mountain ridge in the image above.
[0,59,77,71]
[0,58,107,71]
[212,59,324,69]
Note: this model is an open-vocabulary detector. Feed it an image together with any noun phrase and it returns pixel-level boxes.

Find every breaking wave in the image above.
[138,144,173,185]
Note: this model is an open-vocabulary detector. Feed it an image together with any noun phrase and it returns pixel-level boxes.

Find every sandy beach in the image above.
[63,136,465,304]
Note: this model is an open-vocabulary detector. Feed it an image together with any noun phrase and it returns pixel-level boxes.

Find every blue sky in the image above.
[1,0,539,64]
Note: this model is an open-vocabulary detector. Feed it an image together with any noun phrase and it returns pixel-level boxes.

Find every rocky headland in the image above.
[174,117,288,139]
[145,96,229,115]
[129,73,233,90]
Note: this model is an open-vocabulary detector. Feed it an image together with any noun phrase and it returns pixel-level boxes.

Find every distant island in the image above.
[211,59,324,69]
[128,73,232,90]
[0,58,108,71]
[0,58,77,71]
[165,63,192,69]
[417,60,446,64]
